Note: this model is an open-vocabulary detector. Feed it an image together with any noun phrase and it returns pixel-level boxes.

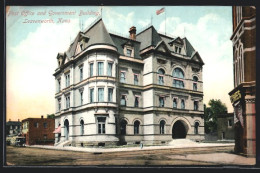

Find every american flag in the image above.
[156,7,165,15]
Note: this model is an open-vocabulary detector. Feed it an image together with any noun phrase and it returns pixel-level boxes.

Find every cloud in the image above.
[158,13,233,112]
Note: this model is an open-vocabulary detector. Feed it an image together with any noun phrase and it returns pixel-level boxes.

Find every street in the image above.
[5,145,255,166]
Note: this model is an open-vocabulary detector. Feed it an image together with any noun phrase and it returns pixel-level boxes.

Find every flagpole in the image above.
[165,7,166,35]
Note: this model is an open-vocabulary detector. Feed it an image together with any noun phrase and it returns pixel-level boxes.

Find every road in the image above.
[5,145,255,166]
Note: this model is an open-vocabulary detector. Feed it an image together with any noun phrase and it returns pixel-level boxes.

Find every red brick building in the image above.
[22,116,55,145]
[229,6,256,157]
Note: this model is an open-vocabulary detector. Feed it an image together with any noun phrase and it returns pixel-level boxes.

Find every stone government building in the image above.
[53,17,205,146]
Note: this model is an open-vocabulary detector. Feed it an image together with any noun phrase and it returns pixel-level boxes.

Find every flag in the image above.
[156,7,165,15]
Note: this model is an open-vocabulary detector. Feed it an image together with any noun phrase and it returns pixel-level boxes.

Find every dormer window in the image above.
[126,49,132,56]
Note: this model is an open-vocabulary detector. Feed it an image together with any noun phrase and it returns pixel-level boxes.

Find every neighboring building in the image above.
[53,17,204,147]
[22,116,55,145]
[6,119,22,136]
[229,6,256,157]
[217,113,234,140]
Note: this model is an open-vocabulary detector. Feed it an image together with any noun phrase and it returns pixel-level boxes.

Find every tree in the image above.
[204,99,227,133]
[47,114,55,119]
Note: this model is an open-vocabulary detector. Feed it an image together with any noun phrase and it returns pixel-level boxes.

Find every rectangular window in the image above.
[44,134,47,140]
[134,74,139,85]
[80,91,83,105]
[90,88,94,103]
[120,71,126,83]
[120,95,126,106]
[66,95,70,108]
[126,49,132,56]
[58,98,61,111]
[43,122,47,129]
[107,63,112,76]
[194,101,198,111]
[179,47,181,53]
[173,99,177,108]
[159,97,164,107]
[90,63,94,77]
[65,73,70,87]
[228,119,232,126]
[97,117,106,134]
[98,88,104,102]
[175,46,178,53]
[80,67,83,81]
[173,80,184,88]
[34,122,38,128]
[98,62,104,76]
[181,99,185,109]
[159,76,164,85]
[193,83,197,91]
[108,88,113,102]
[134,97,139,107]
[57,79,61,92]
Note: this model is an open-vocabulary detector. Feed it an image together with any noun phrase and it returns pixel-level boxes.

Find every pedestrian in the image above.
[140,141,143,149]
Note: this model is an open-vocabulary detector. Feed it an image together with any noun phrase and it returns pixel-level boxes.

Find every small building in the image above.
[217,113,234,140]
[6,119,22,136]
[22,116,55,145]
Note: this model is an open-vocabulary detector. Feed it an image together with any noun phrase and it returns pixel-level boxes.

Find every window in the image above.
[173,68,184,88]
[159,97,164,107]
[98,62,104,76]
[120,120,127,135]
[160,120,166,134]
[175,46,178,53]
[10,125,12,130]
[194,122,199,134]
[57,79,61,92]
[80,120,84,135]
[80,91,83,105]
[43,122,47,129]
[65,73,70,87]
[179,47,181,54]
[98,88,104,102]
[107,62,112,76]
[90,63,94,77]
[97,117,106,134]
[181,99,185,109]
[193,76,198,91]
[120,95,126,106]
[158,69,165,85]
[90,88,94,103]
[134,121,140,135]
[79,67,83,81]
[58,98,61,111]
[173,98,177,108]
[228,119,232,127]
[44,134,47,140]
[108,88,113,102]
[120,71,126,83]
[134,97,139,107]
[66,95,70,108]
[126,49,132,56]
[134,74,139,85]
[194,101,198,111]
[34,122,38,128]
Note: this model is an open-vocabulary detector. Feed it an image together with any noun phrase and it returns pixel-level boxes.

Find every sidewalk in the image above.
[27,140,235,153]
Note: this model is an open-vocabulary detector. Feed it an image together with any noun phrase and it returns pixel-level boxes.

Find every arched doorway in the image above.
[64,119,69,140]
[172,120,187,139]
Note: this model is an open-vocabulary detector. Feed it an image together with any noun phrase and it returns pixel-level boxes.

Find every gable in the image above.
[155,40,171,54]
[191,51,204,65]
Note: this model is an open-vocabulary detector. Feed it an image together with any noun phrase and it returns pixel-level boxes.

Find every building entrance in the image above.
[64,119,69,140]
[172,120,187,139]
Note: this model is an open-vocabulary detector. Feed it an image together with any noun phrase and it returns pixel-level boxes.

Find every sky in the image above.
[6,6,233,121]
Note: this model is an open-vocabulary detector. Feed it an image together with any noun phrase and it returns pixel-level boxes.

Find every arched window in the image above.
[173,98,177,108]
[173,68,184,88]
[160,120,166,134]
[134,120,140,135]
[194,122,199,134]
[158,68,165,85]
[181,99,185,109]
[80,120,84,135]
[193,76,198,91]
[120,120,127,135]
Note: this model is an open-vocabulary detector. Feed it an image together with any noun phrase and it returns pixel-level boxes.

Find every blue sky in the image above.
[6,6,233,121]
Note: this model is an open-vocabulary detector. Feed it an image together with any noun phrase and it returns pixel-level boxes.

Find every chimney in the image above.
[18,119,20,122]
[129,26,136,40]
[41,115,44,119]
